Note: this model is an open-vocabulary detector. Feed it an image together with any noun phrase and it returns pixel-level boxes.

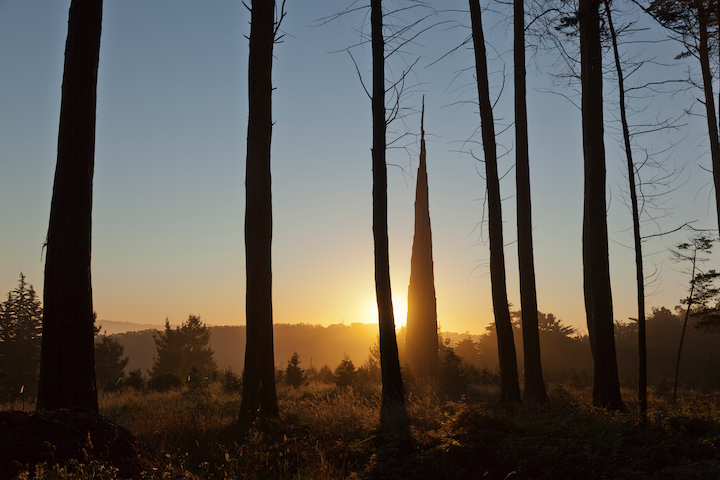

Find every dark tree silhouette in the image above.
[514,0,548,404]
[150,315,216,380]
[469,0,521,404]
[94,333,129,392]
[285,352,305,389]
[0,273,43,399]
[371,0,406,422]
[648,0,720,230]
[240,0,282,421]
[671,235,715,402]
[334,354,359,388]
[604,0,648,414]
[579,0,624,410]
[37,0,103,412]
[405,98,439,380]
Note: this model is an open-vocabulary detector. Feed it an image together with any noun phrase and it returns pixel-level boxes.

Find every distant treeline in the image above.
[109,307,720,391]
[116,322,382,377]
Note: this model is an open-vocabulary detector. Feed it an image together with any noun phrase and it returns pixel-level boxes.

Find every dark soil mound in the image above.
[0,409,163,479]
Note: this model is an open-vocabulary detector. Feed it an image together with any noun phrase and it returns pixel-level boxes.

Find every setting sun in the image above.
[365,296,408,328]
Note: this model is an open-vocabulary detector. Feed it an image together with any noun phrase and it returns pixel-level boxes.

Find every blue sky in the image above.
[0,0,715,335]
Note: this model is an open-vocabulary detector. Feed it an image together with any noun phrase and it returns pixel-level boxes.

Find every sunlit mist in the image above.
[365,296,407,328]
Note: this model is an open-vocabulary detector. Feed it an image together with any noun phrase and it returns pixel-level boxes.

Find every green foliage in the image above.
[0,273,42,399]
[284,352,305,389]
[334,354,357,388]
[149,315,217,380]
[94,333,129,392]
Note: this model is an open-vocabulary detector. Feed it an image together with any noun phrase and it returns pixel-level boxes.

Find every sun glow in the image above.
[365,296,408,328]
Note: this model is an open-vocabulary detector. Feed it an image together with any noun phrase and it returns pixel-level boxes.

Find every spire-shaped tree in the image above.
[405,98,439,380]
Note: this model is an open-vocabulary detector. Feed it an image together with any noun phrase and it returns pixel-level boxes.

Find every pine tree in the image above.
[150,315,216,380]
[94,332,129,391]
[0,273,43,399]
[334,354,358,388]
[285,352,305,389]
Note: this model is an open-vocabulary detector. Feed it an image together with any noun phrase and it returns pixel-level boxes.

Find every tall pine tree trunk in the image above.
[469,0,521,404]
[37,0,103,412]
[240,0,279,420]
[371,0,406,422]
[406,98,439,380]
[693,0,720,231]
[514,0,548,403]
[579,0,625,411]
[604,0,647,415]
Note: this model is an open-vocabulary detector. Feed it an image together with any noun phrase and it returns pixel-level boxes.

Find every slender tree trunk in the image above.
[579,0,625,411]
[406,98,439,380]
[514,0,547,403]
[469,0,521,404]
[693,0,720,231]
[37,0,103,412]
[604,0,647,415]
[371,0,406,422]
[240,0,279,420]
[673,255,697,403]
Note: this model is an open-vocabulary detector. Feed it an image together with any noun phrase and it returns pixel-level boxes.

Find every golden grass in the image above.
[10,381,720,479]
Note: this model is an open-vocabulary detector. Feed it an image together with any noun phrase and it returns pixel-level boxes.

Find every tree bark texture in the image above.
[579,0,625,410]
[405,99,439,380]
[371,0,406,421]
[37,0,103,412]
[514,0,548,403]
[469,0,521,404]
[240,0,279,420]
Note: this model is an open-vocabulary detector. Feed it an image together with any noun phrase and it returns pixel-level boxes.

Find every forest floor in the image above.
[4,381,720,479]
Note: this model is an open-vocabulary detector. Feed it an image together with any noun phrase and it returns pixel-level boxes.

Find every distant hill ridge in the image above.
[100,321,481,376]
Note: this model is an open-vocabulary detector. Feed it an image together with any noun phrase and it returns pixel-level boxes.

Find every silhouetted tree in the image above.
[439,339,468,400]
[316,365,335,384]
[579,0,625,411]
[514,0,548,404]
[671,235,716,401]
[285,352,305,389]
[602,0,648,414]
[94,332,129,392]
[469,0,521,404]
[358,343,382,385]
[0,274,42,399]
[37,0,103,412]
[648,0,720,230]
[124,368,146,391]
[371,0,406,422]
[334,354,358,388]
[454,336,482,368]
[405,98,439,380]
[150,315,217,380]
[240,0,284,421]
